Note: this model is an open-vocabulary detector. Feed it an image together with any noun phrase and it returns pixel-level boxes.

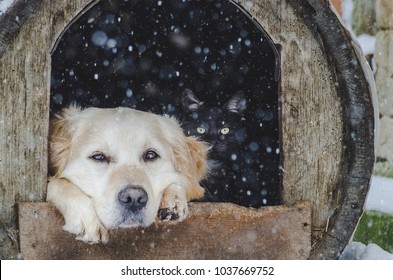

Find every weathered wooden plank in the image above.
[235,0,375,259]
[0,0,44,57]
[235,0,345,230]
[0,0,96,226]
[376,0,393,30]
[19,202,311,260]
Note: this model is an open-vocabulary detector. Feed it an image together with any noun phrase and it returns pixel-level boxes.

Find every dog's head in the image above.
[49,106,207,229]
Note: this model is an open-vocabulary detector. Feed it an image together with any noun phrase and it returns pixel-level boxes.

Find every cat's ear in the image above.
[224,90,247,114]
[181,88,204,112]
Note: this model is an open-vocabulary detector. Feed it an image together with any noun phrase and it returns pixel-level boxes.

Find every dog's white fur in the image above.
[47,106,208,244]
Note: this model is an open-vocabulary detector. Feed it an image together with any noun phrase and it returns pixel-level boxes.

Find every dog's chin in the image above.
[118,220,146,228]
[118,216,146,228]
[103,211,155,229]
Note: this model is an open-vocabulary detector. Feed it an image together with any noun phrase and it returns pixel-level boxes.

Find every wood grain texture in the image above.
[0,0,97,226]
[376,0,393,30]
[234,0,375,259]
[305,0,375,259]
[19,202,311,260]
[0,0,44,57]
[235,0,344,230]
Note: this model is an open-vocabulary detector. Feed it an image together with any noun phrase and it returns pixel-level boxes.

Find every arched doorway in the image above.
[51,0,281,207]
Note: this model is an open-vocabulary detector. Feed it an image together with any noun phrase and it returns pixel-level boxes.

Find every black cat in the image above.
[181,88,248,203]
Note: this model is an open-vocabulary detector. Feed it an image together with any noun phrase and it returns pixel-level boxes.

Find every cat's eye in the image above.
[143,149,160,162]
[197,127,206,134]
[89,152,110,164]
[220,127,230,135]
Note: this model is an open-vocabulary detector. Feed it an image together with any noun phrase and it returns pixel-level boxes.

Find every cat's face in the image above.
[181,89,247,161]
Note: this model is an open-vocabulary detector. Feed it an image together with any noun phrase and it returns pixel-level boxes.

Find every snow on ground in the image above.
[356,34,376,56]
[340,242,393,260]
[0,0,15,15]
[365,176,393,215]
[340,176,393,260]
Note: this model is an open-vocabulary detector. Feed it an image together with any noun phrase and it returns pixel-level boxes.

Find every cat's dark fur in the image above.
[181,88,248,203]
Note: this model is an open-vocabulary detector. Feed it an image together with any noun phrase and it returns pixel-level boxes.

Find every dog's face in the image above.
[49,107,207,229]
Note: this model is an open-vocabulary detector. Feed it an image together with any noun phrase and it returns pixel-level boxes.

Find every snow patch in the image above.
[365,176,393,215]
[341,0,354,31]
[0,0,16,15]
[340,176,393,259]
[356,34,376,56]
[340,242,393,260]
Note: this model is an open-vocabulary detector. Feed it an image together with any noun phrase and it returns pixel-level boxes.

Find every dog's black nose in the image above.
[118,186,148,211]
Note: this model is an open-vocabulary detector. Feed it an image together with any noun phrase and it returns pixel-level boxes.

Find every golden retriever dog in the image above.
[47,106,208,244]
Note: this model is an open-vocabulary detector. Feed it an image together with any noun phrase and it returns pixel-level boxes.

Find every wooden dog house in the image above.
[0,0,376,259]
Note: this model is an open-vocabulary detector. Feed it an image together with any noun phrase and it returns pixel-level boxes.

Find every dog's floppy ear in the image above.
[180,136,209,200]
[160,115,209,200]
[49,106,81,177]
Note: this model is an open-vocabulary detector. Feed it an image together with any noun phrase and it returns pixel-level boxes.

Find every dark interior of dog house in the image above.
[50,0,281,207]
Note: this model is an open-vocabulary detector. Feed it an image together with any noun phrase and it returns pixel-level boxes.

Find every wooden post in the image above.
[0,0,97,226]
[352,0,377,36]
[374,0,393,177]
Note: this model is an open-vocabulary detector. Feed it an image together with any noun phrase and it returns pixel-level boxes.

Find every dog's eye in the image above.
[89,152,110,163]
[143,150,160,162]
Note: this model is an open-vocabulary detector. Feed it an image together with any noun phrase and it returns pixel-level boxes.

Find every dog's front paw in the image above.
[74,227,109,245]
[48,178,109,244]
[158,186,188,221]
[61,196,109,244]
